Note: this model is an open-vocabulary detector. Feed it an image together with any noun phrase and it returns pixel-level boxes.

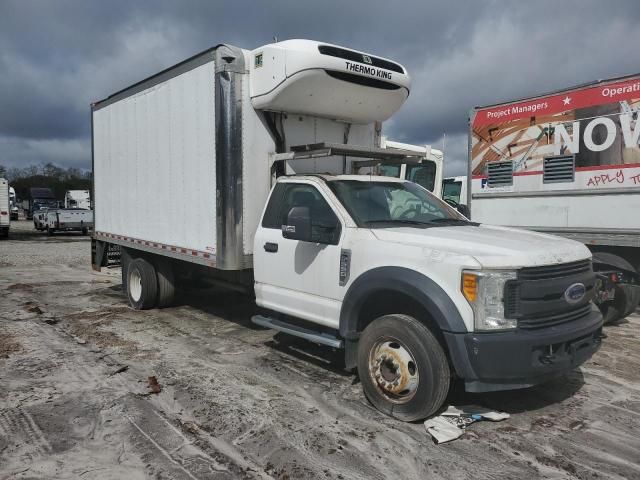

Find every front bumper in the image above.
[444,306,603,392]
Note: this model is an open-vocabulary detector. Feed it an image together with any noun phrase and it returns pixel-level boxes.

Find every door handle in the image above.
[264,242,278,253]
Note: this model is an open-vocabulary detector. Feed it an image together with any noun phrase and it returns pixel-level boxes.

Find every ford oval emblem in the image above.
[564,283,586,304]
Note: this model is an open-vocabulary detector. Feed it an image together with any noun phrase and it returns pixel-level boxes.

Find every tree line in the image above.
[0,163,91,201]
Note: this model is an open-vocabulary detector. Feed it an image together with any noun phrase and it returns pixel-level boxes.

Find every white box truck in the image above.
[93,40,603,420]
[0,179,9,238]
[65,190,91,209]
[469,74,640,323]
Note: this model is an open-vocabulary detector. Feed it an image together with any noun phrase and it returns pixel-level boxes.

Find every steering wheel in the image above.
[444,198,459,209]
[398,205,420,219]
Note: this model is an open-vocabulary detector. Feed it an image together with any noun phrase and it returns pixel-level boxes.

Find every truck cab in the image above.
[253,173,603,420]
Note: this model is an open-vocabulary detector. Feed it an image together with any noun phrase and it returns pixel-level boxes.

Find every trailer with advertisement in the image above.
[469,74,640,323]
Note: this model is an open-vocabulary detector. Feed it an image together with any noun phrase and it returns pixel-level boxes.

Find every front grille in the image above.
[517,259,592,280]
[518,304,592,330]
[505,259,595,328]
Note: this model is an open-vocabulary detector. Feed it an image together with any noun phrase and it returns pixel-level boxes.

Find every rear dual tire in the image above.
[125,254,176,310]
[357,314,450,421]
[127,258,158,310]
[593,252,640,323]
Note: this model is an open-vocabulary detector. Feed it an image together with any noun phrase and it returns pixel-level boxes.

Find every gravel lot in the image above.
[1,220,640,479]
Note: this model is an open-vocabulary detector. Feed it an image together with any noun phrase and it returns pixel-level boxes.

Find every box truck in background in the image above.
[470,74,640,323]
[93,39,603,420]
[442,176,468,207]
[0,179,9,238]
[374,138,444,197]
[65,190,91,210]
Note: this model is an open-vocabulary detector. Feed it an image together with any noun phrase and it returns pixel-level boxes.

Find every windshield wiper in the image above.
[428,218,477,226]
[365,219,431,226]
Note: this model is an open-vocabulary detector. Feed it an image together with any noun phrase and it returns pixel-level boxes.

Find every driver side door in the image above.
[254,181,344,329]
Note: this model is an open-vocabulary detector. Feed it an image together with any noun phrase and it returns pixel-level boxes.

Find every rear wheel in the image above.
[47,227,54,236]
[593,252,640,323]
[357,314,450,421]
[127,258,158,310]
[155,257,176,307]
[120,247,132,293]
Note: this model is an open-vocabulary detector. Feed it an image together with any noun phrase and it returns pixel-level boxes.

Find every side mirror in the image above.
[457,204,470,219]
[282,206,312,242]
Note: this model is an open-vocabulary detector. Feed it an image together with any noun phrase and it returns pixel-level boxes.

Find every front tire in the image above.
[127,258,158,310]
[357,314,450,421]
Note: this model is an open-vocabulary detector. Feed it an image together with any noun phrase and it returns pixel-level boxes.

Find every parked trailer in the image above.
[469,73,640,323]
[0,179,9,238]
[93,39,603,421]
[65,190,91,209]
[46,208,93,235]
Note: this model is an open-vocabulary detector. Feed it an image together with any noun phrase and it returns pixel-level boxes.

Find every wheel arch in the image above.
[339,267,467,369]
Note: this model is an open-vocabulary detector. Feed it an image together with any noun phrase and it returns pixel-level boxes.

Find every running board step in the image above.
[251,315,344,349]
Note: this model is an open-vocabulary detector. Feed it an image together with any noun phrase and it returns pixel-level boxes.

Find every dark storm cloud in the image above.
[1,0,640,174]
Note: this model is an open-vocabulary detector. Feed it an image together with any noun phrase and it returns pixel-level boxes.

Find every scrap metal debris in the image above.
[424,405,510,444]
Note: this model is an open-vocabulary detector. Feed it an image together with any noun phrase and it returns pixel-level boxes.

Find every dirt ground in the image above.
[1,220,640,480]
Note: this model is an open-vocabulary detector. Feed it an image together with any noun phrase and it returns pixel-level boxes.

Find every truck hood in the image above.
[370,223,591,269]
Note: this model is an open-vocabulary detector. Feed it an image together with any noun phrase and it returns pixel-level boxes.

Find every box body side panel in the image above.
[93,61,217,254]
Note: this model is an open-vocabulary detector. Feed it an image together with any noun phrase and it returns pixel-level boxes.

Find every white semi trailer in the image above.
[0,179,9,238]
[469,74,640,323]
[93,40,603,420]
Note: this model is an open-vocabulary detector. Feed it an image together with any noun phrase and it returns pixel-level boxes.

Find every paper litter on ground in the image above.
[424,405,510,444]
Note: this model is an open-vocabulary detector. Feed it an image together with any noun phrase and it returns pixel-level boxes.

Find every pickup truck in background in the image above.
[92,39,603,420]
[46,208,93,235]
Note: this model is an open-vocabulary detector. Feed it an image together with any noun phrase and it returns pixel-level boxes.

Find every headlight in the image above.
[462,270,517,331]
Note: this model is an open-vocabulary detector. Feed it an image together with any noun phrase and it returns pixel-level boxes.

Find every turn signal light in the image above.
[462,273,478,302]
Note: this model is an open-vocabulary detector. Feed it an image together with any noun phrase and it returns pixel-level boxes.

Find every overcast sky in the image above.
[1,0,640,176]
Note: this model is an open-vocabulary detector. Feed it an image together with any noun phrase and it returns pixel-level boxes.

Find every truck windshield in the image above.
[328,180,467,228]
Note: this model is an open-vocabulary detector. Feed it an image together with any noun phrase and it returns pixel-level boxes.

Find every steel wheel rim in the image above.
[368,337,419,404]
[129,269,142,302]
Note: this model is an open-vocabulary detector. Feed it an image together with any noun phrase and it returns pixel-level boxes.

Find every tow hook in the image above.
[539,345,556,365]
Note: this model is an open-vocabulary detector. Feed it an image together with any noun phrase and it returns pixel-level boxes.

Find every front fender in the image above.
[339,266,467,338]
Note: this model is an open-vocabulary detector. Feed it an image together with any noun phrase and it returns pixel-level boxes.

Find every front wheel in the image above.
[357,314,450,421]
